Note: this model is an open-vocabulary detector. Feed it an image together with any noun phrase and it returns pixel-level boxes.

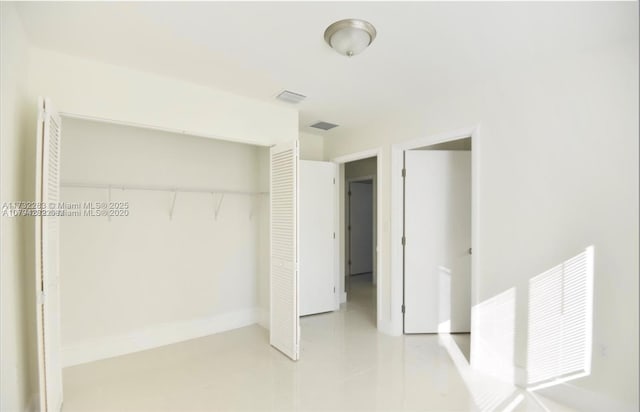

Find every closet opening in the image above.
[56,116,270,402]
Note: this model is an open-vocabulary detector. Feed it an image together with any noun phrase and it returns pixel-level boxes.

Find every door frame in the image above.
[332,148,382,330]
[346,175,377,292]
[390,126,480,345]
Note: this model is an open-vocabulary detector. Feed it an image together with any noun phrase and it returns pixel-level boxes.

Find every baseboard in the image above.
[341,291,347,303]
[532,382,637,412]
[62,308,259,367]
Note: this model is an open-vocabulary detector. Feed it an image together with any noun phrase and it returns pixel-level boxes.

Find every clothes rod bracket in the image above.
[169,191,178,220]
[213,193,225,220]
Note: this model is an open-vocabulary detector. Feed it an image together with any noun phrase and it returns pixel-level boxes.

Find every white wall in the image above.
[325,27,639,411]
[59,117,268,366]
[0,4,38,411]
[27,48,298,147]
[299,131,324,161]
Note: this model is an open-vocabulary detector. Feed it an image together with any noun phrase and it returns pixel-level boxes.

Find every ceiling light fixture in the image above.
[324,19,377,57]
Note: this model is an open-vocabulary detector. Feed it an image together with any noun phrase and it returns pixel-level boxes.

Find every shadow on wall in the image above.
[456,246,595,411]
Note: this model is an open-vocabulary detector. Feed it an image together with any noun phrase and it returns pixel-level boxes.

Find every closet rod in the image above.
[61,182,268,196]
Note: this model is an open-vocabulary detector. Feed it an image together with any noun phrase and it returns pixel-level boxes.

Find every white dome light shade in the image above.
[330,27,371,56]
[324,19,377,57]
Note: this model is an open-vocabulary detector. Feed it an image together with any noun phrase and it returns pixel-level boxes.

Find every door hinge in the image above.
[348,191,352,196]
[402,236,406,246]
[401,304,405,314]
[348,260,352,265]
[333,178,336,184]
[333,232,336,239]
[402,168,406,178]
[333,286,336,293]
[348,225,351,231]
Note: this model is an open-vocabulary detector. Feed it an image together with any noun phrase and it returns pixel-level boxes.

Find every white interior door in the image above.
[300,161,337,316]
[404,150,471,334]
[270,140,300,360]
[349,181,373,275]
[35,98,63,411]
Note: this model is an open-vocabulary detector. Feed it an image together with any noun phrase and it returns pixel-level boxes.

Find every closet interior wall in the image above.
[59,117,268,366]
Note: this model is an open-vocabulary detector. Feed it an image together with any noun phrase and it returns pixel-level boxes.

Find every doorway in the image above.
[348,179,374,278]
[344,157,377,325]
[403,137,472,361]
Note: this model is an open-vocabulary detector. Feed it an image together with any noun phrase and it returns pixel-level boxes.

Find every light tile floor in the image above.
[63,275,573,411]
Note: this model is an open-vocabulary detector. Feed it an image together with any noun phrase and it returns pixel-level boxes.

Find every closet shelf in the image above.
[61,181,268,196]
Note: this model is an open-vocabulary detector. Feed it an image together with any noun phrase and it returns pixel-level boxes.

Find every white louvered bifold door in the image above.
[35,98,63,412]
[270,140,300,360]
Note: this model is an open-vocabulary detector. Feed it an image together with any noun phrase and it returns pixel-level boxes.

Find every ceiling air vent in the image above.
[276,90,306,104]
[310,121,339,131]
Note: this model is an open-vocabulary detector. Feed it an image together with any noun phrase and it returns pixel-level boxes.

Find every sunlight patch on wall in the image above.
[440,334,523,412]
[527,246,594,390]
[470,287,516,383]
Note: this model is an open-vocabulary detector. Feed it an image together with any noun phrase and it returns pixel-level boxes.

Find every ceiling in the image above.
[15,2,634,139]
